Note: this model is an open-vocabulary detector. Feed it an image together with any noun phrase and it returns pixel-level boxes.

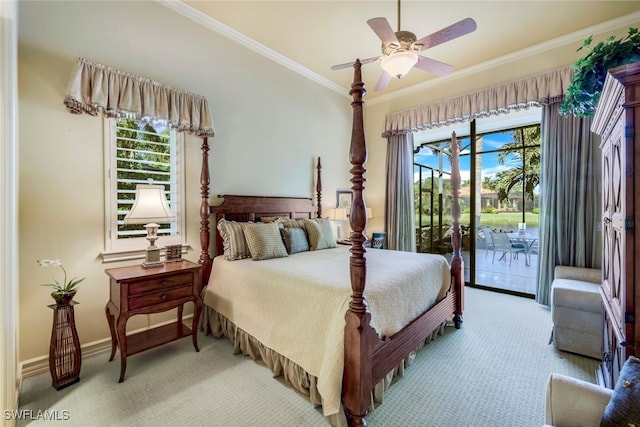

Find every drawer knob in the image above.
[161,294,168,300]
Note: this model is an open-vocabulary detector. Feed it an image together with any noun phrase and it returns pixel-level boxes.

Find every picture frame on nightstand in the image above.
[164,244,183,263]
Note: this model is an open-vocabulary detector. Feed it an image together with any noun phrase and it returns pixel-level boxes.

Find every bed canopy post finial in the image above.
[449,132,464,328]
[199,137,213,288]
[316,157,322,218]
[343,58,374,427]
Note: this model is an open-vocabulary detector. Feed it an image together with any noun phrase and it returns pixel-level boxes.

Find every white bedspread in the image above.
[203,245,451,416]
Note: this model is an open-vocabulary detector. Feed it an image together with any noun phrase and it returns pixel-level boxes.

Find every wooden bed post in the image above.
[199,137,213,288]
[316,157,322,218]
[449,132,464,328]
[343,59,376,427]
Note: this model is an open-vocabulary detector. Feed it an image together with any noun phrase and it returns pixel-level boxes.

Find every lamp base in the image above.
[141,246,163,268]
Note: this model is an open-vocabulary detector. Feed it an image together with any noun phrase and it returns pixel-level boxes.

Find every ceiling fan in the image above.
[331,0,477,91]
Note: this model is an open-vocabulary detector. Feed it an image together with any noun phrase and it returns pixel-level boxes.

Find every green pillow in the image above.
[600,356,640,426]
[242,222,288,261]
[303,218,337,250]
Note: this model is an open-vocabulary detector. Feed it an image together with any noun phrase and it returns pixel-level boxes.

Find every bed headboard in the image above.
[209,194,320,257]
[198,156,323,285]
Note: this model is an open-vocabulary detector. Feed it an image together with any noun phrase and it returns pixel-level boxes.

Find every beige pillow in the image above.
[281,218,306,229]
[242,222,288,260]
[217,218,252,260]
[304,218,337,250]
[259,216,288,223]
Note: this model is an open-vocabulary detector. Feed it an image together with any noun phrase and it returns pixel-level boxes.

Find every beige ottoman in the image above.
[551,266,602,360]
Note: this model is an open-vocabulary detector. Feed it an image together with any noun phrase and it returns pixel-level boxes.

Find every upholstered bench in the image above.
[550,266,602,360]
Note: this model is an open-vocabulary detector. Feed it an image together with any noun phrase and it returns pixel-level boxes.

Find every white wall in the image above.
[17,1,352,363]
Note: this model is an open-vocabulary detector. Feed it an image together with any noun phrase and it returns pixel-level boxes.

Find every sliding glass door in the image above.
[414,112,540,297]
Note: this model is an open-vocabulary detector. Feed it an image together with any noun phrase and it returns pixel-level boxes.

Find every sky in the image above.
[414,130,528,186]
[412,106,542,186]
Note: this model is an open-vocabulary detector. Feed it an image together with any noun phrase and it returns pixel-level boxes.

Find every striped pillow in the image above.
[242,222,289,260]
[281,218,306,229]
[216,218,252,260]
[304,218,337,250]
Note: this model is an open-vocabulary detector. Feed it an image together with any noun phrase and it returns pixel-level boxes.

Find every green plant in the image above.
[560,27,640,117]
[37,259,85,293]
[481,206,499,214]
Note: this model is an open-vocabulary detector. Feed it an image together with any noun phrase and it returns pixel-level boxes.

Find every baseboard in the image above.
[18,315,194,380]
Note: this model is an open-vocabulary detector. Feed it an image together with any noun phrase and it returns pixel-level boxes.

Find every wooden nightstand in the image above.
[104,260,202,382]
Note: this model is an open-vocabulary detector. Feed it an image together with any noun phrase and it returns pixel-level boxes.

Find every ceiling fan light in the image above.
[381,51,418,79]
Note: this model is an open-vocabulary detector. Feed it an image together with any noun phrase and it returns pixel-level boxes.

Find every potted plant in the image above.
[560,27,640,117]
[37,259,85,305]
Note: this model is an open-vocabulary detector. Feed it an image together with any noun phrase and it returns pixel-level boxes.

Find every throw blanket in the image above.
[203,246,451,416]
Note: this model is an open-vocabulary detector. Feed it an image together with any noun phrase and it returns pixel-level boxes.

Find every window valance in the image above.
[383,66,572,136]
[63,57,214,137]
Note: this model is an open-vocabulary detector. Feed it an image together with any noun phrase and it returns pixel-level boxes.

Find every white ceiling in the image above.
[164,1,640,101]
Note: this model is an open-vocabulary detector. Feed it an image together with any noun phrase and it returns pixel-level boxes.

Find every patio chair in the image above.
[480,227,495,258]
[491,232,527,266]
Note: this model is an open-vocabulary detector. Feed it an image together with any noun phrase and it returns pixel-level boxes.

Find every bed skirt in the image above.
[201,305,448,426]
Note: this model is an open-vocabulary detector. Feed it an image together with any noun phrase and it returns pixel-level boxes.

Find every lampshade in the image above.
[124,184,176,268]
[331,207,349,221]
[124,184,176,225]
[381,51,418,79]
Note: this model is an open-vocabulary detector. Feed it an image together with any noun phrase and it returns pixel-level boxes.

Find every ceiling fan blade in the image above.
[413,18,477,51]
[367,17,399,44]
[374,71,392,91]
[330,56,380,71]
[331,61,356,71]
[414,56,455,76]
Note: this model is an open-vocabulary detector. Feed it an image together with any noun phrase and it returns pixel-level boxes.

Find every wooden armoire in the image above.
[591,61,640,389]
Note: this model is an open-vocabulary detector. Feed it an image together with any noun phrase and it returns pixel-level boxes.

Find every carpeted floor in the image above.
[17,287,599,426]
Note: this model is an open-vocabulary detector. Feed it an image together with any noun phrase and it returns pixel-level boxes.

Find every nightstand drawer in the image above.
[128,272,193,295]
[128,286,193,310]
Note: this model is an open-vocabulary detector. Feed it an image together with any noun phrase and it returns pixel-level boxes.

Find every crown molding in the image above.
[155,0,350,98]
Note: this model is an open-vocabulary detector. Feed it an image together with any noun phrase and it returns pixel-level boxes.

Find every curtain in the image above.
[63,57,214,137]
[535,102,599,306]
[383,67,572,136]
[384,133,416,251]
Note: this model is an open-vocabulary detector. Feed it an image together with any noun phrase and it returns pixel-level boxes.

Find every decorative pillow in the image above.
[259,216,288,223]
[280,227,310,254]
[216,218,252,260]
[281,218,306,229]
[600,356,640,426]
[242,222,289,261]
[304,218,337,250]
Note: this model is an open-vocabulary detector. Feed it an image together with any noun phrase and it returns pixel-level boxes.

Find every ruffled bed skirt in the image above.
[201,305,448,426]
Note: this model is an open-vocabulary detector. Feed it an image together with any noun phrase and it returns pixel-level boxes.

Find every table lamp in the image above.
[363,208,373,242]
[329,207,349,241]
[124,184,176,268]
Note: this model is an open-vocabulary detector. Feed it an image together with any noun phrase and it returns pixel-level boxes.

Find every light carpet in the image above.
[17,287,599,426]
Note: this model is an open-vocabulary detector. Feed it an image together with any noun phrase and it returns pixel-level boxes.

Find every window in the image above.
[413,108,542,295]
[102,117,185,261]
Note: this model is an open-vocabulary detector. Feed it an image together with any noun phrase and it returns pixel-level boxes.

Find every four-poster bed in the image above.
[197,60,463,426]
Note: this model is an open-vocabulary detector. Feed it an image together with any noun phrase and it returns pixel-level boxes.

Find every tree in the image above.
[493,126,540,203]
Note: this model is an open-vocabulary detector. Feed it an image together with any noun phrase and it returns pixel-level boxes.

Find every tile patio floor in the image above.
[461,249,538,296]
